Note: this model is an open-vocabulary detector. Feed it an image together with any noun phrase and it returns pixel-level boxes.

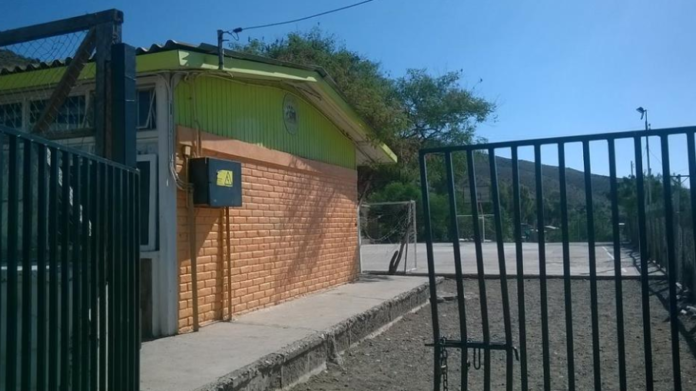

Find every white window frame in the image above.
[136,86,157,131]
[138,153,158,252]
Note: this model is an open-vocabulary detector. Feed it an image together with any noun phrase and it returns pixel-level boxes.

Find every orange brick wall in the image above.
[177,146,358,333]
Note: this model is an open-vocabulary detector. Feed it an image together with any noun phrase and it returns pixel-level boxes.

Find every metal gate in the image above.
[419,126,696,391]
[0,9,140,390]
[0,124,140,390]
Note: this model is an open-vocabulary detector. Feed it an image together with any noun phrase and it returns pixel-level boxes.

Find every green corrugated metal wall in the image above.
[174,75,356,169]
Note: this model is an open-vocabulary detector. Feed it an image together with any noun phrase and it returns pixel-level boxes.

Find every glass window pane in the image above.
[29,95,91,133]
[136,89,156,130]
[0,102,23,130]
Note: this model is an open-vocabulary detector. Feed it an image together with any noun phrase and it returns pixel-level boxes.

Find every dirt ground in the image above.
[292,278,696,391]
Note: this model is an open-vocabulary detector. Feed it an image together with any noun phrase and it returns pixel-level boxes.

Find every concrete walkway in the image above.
[140,275,431,391]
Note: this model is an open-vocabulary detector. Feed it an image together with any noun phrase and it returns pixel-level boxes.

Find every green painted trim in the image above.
[314,77,398,163]
[178,51,319,82]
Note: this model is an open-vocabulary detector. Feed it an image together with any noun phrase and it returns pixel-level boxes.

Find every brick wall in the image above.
[177,134,358,333]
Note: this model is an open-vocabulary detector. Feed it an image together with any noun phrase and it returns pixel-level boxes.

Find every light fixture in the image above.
[636,106,646,119]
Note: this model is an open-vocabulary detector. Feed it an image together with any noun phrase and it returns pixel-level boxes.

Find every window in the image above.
[2,87,156,135]
[136,88,156,130]
[137,154,157,251]
[0,102,22,130]
[29,95,92,133]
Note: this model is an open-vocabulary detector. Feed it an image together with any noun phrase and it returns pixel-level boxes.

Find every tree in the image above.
[233,29,496,237]
[232,29,405,146]
[394,69,494,163]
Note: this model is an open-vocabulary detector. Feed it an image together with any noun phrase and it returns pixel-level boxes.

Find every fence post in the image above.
[110,43,136,167]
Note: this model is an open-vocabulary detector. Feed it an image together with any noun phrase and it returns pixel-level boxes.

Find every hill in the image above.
[471,153,611,209]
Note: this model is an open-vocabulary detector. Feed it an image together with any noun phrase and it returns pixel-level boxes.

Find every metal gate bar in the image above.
[608,139,628,390]
[419,153,444,389]
[488,147,514,391]
[465,150,492,391]
[582,141,602,390]
[633,136,654,390]
[660,135,682,389]
[558,143,576,390]
[419,125,696,391]
[444,153,469,390]
[511,147,529,391]
[534,144,552,391]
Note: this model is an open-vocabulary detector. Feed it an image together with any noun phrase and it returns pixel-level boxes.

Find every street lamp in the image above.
[636,107,651,203]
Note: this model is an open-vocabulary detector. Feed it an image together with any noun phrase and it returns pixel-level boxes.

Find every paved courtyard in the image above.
[360,242,659,276]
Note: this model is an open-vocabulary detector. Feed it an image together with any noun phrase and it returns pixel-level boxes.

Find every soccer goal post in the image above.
[456,214,495,242]
[358,201,418,273]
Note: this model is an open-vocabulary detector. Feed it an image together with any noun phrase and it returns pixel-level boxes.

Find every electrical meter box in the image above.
[188,157,242,207]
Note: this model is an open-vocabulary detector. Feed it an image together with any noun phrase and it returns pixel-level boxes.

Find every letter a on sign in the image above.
[216,170,234,187]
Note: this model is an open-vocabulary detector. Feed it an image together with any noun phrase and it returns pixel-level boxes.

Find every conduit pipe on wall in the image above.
[225,207,233,321]
[182,145,199,332]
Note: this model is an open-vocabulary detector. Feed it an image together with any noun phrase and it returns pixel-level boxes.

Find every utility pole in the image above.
[217,29,226,70]
[637,107,651,204]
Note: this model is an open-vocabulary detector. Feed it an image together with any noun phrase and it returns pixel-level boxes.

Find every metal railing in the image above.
[0,125,140,390]
[419,125,696,391]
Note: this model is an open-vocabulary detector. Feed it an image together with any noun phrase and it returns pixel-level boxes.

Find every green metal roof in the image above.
[0,40,397,164]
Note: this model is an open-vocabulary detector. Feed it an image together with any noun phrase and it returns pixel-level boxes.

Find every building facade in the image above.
[0,41,396,337]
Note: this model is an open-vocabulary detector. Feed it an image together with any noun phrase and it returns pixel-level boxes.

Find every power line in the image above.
[229,0,376,34]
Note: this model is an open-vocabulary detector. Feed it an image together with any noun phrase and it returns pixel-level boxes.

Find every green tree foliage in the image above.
[233,29,404,145]
[233,29,496,241]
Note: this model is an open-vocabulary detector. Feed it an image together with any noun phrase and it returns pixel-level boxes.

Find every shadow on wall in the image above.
[181,150,358,326]
[270,155,357,303]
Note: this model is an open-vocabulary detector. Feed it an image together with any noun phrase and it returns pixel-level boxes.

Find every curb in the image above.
[196,277,443,391]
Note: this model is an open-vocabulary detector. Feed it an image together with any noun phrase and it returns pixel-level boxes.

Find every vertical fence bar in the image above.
[134,170,142,389]
[511,147,528,391]
[37,145,48,391]
[465,150,491,391]
[608,139,628,390]
[444,152,469,391]
[582,141,602,390]
[60,150,71,390]
[81,160,92,391]
[0,134,3,388]
[0,134,3,390]
[21,139,34,390]
[90,160,99,391]
[558,143,576,390]
[48,147,59,391]
[534,144,551,391]
[126,171,134,387]
[660,135,682,390]
[418,151,442,390]
[114,168,123,390]
[633,136,654,390]
[687,132,696,337]
[122,170,129,387]
[107,165,116,391]
[488,148,514,391]
[6,135,19,391]
[72,155,82,391]
[100,162,109,391]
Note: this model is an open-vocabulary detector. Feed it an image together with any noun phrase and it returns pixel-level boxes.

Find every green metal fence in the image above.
[0,124,140,390]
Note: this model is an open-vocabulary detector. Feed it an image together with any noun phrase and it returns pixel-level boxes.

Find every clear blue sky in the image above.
[2,0,695,177]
